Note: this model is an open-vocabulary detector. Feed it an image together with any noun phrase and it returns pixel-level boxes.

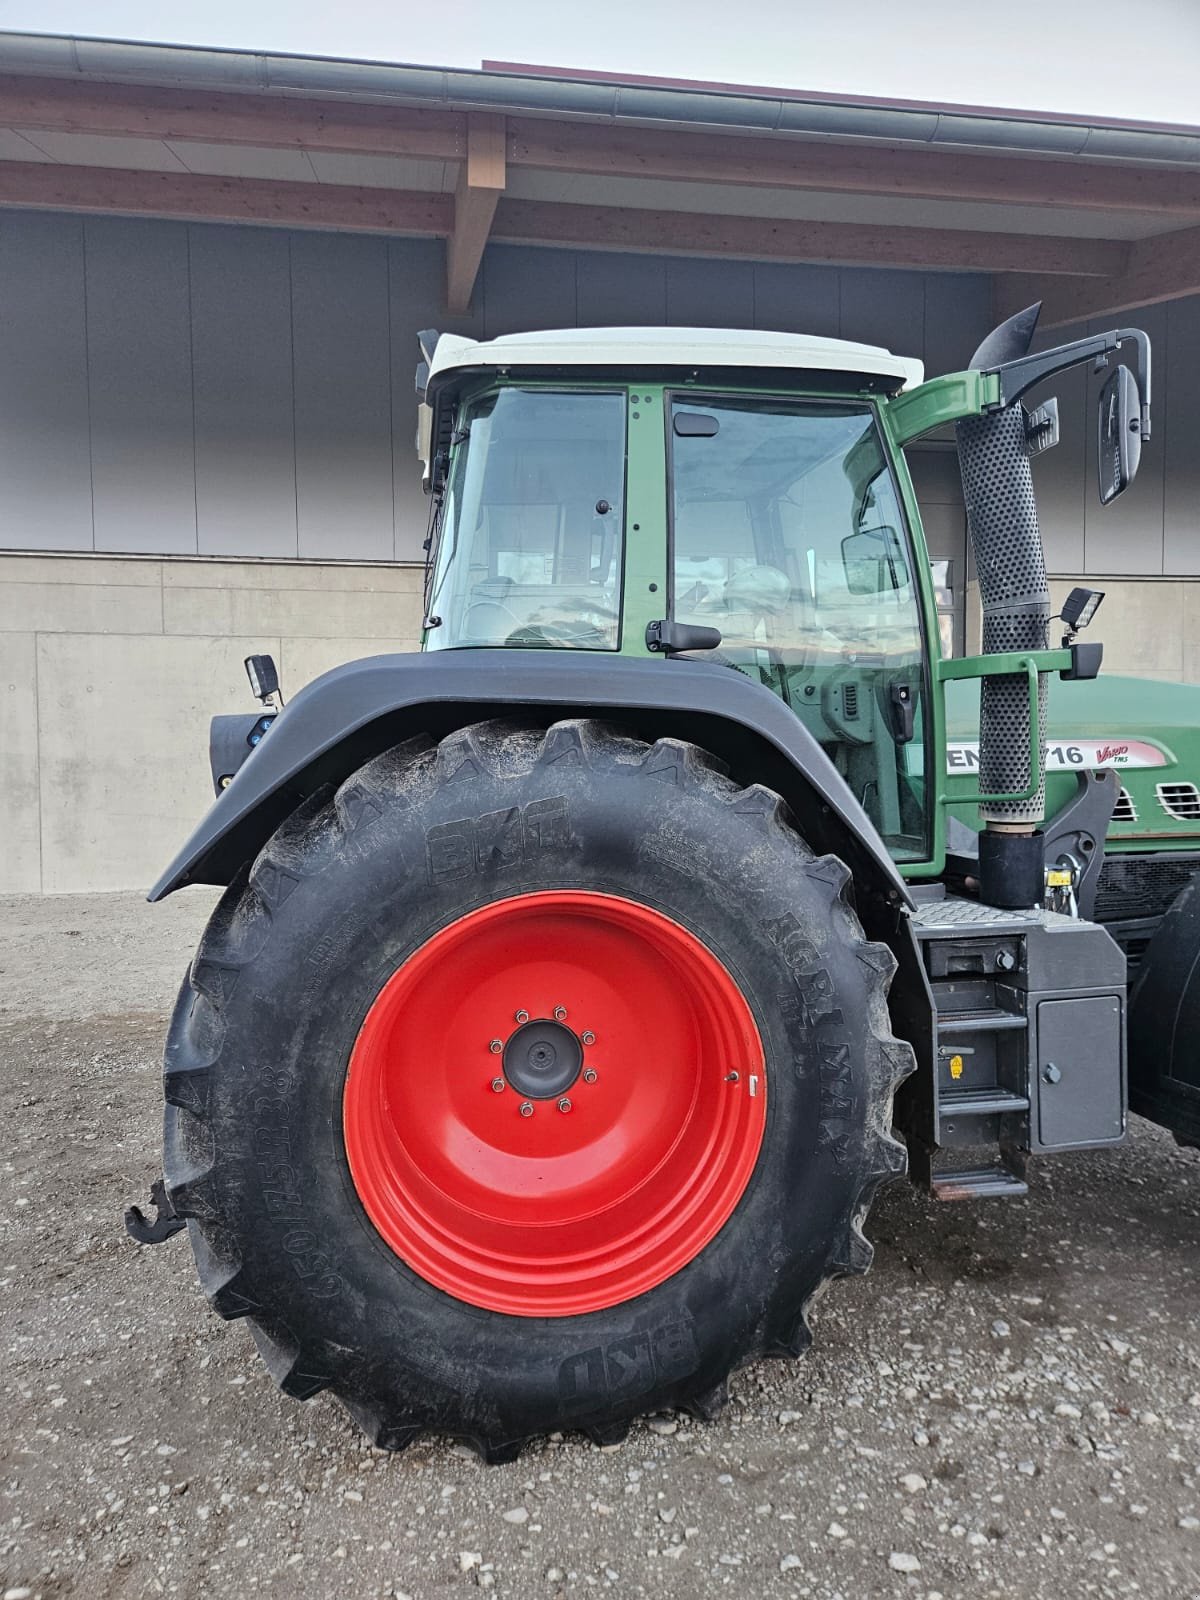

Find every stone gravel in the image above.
[1,890,1198,1599]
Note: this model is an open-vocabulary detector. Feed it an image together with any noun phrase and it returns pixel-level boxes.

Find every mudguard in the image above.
[149,649,913,914]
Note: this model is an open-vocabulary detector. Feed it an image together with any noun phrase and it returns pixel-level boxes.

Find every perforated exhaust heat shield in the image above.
[955,305,1050,826]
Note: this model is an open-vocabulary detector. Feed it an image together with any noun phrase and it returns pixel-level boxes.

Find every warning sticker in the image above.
[946,738,1168,774]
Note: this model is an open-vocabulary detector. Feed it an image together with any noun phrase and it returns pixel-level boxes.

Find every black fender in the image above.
[1127,876,1200,1145]
[149,649,913,920]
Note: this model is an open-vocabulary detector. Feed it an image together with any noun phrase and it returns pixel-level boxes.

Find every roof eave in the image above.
[3,30,1200,167]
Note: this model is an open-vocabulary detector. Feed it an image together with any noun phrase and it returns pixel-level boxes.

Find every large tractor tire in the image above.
[163,719,912,1458]
[1128,876,1200,1147]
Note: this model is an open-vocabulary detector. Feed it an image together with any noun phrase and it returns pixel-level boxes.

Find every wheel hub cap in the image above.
[502,1018,583,1100]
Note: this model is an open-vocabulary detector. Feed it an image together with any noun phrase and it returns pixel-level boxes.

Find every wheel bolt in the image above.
[491,1078,505,1093]
[515,1009,530,1024]
[583,1068,598,1084]
[558,1098,572,1114]
[581,1030,595,1046]
[519,1101,534,1118]
[489,1039,503,1054]
[554,1005,568,1021]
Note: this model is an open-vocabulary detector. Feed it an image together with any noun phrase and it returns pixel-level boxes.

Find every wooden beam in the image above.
[0,160,453,235]
[0,158,1135,287]
[491,197,1128,277]
[446,113,506,313]
[509,117,1200,220]
[0,73,464,160]
[994,223,1200,328]
[3,74,1200,224]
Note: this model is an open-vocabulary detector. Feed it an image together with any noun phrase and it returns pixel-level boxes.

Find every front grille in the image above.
[1157,782,1200,820]
[1093,854,1200,923]
[1112,787,1137,823]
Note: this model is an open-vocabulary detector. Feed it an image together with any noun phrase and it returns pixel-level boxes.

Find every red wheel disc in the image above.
[343,891,767,1317]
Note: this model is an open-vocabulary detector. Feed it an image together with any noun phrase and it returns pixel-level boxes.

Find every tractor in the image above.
[128,305,1199,1460]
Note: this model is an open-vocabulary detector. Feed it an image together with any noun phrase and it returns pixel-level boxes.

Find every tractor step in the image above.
[939,1088,1030,1117]
[936,1009,1027,1035]
[930,1164,1029,1202]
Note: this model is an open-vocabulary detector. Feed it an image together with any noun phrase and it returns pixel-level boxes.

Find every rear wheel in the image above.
[163,719,912,1457]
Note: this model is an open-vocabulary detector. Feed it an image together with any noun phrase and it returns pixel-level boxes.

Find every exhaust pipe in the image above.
[955,303,1049,909]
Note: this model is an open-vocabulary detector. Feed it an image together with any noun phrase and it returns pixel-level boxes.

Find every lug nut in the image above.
[581,1030,595,1046]
[489,1039,503,1054]
[554,1005,568,1021]
[490,1078,505,1093]
[515,1009,530,1024]
[583,1068,598,1084]
[558,1098,572,1113]
[519,1100,534,1118]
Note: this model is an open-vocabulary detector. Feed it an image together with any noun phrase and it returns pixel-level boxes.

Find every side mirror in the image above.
[1098,363,1142,505]
[842,526,908,595]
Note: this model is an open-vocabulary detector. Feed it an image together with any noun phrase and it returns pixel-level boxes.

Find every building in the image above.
[0,32,1197,892]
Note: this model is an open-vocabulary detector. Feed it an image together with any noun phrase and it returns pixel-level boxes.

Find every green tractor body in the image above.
[140,310,1198,1455]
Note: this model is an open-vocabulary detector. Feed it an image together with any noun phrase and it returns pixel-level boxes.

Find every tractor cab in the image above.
[419,327,933,862]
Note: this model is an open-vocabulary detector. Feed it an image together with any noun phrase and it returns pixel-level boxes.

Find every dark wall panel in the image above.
[1027,317,1088,576]
[666,256,754,327]
[840,268,924,354]
[1164,294,1200,577]
[86,216,196,554]
[0,212,92,551]
[191,225,297,559]
[1084,301,1166,576]
[291,232,394,562]
[752,262,839,338]
[483,246,577,335]
[576,252,667,326]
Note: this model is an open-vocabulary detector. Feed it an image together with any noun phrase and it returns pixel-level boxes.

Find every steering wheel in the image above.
[462,599,522,639]
[507,622,611,648]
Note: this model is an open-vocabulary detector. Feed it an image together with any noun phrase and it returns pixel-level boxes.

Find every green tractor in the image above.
[130,307,1198,1460]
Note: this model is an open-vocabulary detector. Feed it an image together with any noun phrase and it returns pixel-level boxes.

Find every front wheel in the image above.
[163,719,912,1458]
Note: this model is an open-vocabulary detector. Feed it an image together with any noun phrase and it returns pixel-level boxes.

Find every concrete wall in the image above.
[0,552,422,893]
[965,577,1198,684]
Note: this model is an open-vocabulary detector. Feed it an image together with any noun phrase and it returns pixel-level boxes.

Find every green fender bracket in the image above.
[936,647,1075,806]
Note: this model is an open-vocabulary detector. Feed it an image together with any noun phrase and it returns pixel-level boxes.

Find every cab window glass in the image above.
[427,388,626,651]
[670,397,929,861]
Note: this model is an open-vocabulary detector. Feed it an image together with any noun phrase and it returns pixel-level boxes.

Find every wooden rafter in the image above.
[508,117,1200,220]
[0,158,1140,284]
[995,224,1200,328]
[0,73,464,160]
[0,160,453,235]
[491,197,1127,276]
[446,113,506,313]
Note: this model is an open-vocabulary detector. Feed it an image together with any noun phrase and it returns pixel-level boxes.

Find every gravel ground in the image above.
[1,889,1198,1600]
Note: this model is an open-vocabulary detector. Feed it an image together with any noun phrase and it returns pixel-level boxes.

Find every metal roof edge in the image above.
[2,30,1199,167]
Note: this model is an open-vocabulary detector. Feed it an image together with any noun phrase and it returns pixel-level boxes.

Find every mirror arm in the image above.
[987,328,1152,439]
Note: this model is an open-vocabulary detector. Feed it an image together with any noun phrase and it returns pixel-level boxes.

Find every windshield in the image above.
[426,388,627,651]
[670,396,930,860]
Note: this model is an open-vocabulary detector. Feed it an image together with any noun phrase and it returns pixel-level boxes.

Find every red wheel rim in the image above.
[343,891,766,1317]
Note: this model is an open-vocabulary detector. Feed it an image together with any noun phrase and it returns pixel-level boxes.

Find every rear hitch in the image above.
[124,1177,186,1245]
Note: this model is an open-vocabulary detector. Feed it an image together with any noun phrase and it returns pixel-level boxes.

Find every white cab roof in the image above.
[428,326,924,390]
